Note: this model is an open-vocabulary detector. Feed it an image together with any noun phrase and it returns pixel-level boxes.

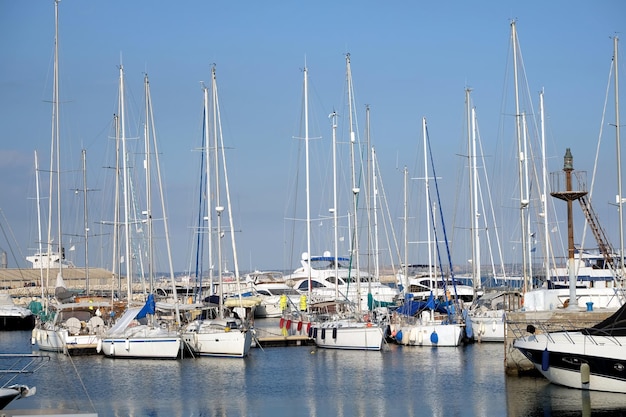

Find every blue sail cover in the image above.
[136,293,156,319]
[395,292,449,316]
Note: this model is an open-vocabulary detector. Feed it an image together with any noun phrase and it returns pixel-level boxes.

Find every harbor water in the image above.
[3,322,626,416]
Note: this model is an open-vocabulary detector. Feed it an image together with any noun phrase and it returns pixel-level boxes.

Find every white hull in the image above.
[469,313,505,342]
[311,321,384,351]
[99,329,181,359]
[514,331,626,393]
[34,328,101,353]
[394,323,464,347]
[182,320,252,358]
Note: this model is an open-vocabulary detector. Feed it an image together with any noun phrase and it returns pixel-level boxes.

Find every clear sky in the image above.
[1,1,625,276]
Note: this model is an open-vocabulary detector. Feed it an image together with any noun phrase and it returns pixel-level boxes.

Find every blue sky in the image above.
[0,1,625,276]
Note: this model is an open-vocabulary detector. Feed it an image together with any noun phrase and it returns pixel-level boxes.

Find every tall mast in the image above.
[202,82,214,300]
[330,110,339,300]
[511,20,530,293]
[540,90,551,284]
[471,106,481,291]
[423,117,434,322]
[47,0,63,282]
[81,149,90,295]
[143,74,154,295]
[211,66,225,319]
[346,53,362,313]
[614,37,624,280]
[304,66,312,306]
[119,64,132,306]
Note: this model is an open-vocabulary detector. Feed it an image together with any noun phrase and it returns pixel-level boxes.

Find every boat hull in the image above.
[514,331,626,393]
[182,319,252,358]
[394,323,464,347]
[311,322,384,351]
[469,314,505,343]
[34,328,101,354]
[100,337,181,359]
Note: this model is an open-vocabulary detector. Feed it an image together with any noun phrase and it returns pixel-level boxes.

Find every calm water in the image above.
[3,322,626,417]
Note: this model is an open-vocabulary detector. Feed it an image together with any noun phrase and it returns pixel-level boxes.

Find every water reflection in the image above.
[4,327,626,416]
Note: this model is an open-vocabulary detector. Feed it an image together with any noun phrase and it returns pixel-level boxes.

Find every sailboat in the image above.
[31,0,113,355]
[463,89,523,343]
[180,66,253,358]
[391,118,465,347]
[303,56,387,351]
[99,69,181,359]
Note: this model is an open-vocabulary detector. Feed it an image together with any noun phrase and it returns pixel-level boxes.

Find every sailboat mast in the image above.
[466,89,479,290]
[372,146,381,286]
[511,20,530,293]
[423,117,435,321]
[540,90,551,284]
[47,0,64,282]
[145,75,180,323]
[211,66,225,318]
[202,83,214,300]
[34,151,45,302]
[346,54,362,312]
[143,74,154,294]
[330,110,339,300]
[403,166,409,295]
[613,36,624,280]
[304,66,312,304]
[119,65,133,305]
[81,149,90,295]
[471,106,481,290]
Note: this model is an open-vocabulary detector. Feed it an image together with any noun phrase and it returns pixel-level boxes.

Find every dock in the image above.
[252,321,313,348]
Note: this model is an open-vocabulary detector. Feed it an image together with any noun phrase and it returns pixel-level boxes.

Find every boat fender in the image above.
[313,327,318,339]
[111,342,115,356]
[366,322,372,328]
[297,321,303,332]
[125,338,130,351]
[332,327,337,339]
[541,348,550,371]
[96,339,102,353]
[492,320,497,333]
[430,331,438,344]
[417,329,423,344]
[321,328,326,340]
[395,330,403,341]
[580,363,590,384]
[31,329,38,345]
[306,322,312,335]
[286,320,292,331]
[279,318,285,329]
[479,322,485,335]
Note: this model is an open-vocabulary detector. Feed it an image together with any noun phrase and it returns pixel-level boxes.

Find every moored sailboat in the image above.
[180,66,252,358]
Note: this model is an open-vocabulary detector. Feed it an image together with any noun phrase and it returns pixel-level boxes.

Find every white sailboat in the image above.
[391,118,465,347]
[307,56,386,351]
[181,66,252,358]
[99,70,181,359]
[464,89,523,342]
[32,0,112,355]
